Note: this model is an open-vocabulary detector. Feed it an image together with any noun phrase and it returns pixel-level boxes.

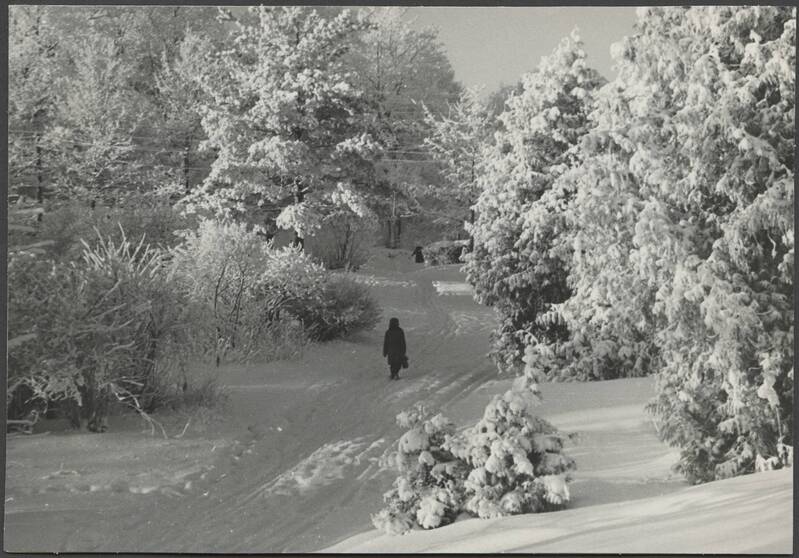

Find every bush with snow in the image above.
[372,404,467,534]
[170,218,380,363]
[8,228,196,427]
[297,274,382,341]
[373,386,575,534]
[422,239,469,266]
[446,379,575,518]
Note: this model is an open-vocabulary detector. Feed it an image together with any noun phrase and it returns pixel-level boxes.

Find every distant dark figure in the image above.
[383,317,407,380]
[412,246,424,263]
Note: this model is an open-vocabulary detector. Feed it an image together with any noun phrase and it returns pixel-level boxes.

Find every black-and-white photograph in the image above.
[5,3,795,553]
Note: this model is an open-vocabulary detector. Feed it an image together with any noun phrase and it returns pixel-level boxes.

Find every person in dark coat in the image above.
[411,246,424,263]
[383,317,407,380]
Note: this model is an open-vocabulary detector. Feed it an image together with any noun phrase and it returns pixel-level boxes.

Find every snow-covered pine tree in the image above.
[524,39,662,383]
[465,31,605,377]
[186,7,381,246]
[445,378,575,518]
[371,404,467,534]
[636,6,794,483]
[374,382,576,533]
[348,7,462,237]
[557,6,794,481]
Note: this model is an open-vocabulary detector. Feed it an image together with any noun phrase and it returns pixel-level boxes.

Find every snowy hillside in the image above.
[326,360,793,554]
[326,468,792,554]
[327,374,793,554]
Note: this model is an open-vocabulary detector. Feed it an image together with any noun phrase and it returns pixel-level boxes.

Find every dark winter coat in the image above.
[383,318,407,366]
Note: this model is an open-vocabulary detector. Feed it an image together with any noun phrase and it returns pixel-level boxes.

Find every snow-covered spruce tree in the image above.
[185,7,380,246]
[374,384,576,533]
[642,6,794,483]
[465,31,604,376]
[523,86,660,382]
[558,7,794,481]
[445,379,575,518]
[372,404,468,534]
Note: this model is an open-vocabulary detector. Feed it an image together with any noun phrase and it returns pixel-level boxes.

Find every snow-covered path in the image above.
[5,255,503,553]
[116,259,501,552]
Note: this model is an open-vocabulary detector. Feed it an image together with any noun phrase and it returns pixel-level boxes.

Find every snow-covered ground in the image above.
[4,251,793,553]
[327,373,793,554]
[326,467,792,554]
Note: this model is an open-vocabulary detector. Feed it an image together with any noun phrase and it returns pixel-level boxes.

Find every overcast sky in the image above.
[406,7,639,92]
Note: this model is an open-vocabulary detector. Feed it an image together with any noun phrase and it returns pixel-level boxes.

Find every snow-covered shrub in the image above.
[374,386,576,533]
[307,211,374,271]
[372,404,468,534]
[464,31,605,377]
[256,243,380,341]
[37,197,191,261]
[7,228,194,428]
[423,239,469,266]
[171,218,379,359]
[299,274,381,341]
[446,380,575,518]
[169,218,283,364]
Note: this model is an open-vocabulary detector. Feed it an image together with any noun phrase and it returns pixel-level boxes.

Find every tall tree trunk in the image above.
[35,137,44,206]
[33,12,45,212]
[387,190,401,249]
[467,159,476,252]
[183,136,191,194]
[293,182,305,250]
[468,206,475,253]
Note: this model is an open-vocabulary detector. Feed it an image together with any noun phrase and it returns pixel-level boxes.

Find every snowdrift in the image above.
[325,467,792,554]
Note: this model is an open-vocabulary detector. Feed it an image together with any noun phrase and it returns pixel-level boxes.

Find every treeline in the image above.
[8,6,469,428]
[9,6,467,238]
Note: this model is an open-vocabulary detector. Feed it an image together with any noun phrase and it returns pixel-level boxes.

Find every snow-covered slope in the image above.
[325,369,794,554]
[325,467,792,554]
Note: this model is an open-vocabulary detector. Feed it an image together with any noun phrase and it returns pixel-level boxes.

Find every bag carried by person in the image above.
[401,355,409,369]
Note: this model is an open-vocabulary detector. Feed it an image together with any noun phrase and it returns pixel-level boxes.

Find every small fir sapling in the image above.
[371,404,468,534]
[446,377,575,518]
[374,381,576,534]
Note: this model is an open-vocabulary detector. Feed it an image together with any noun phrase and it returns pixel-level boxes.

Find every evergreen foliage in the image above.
[465,31,605,376]
[553,6,795,481]
[373,383,574,534]
[183,7,379,243]
[372,404,467,534]
[466,9,794,483]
